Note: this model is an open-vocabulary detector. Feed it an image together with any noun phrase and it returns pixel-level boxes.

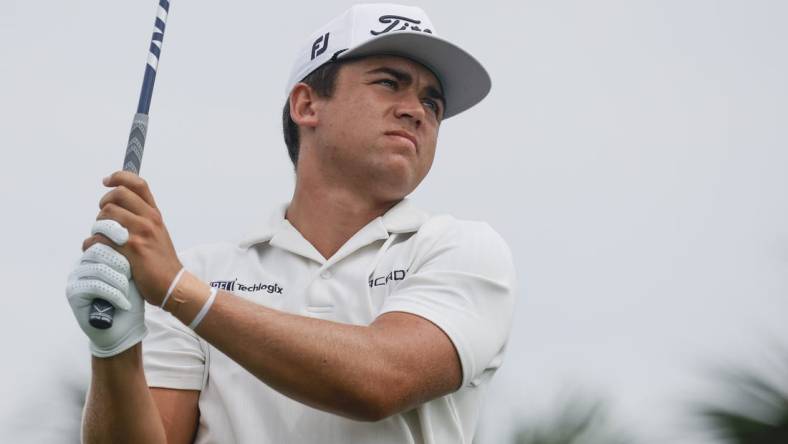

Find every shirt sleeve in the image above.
[142,304,207,390]
[142,248,208,391]
[378,218,517,387]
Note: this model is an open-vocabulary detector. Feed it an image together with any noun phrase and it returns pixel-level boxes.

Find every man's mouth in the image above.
[384,130,418,151]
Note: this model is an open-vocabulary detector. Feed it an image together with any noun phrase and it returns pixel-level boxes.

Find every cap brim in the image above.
[337,32,491,119]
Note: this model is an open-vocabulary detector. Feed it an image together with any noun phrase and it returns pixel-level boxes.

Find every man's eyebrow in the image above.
[366,66,446,108]
[365,67,413,84]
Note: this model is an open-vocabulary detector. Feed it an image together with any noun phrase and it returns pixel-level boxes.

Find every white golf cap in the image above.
[285,3,491,119]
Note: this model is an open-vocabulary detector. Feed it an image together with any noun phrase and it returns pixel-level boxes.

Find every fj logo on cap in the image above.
[311,32,330,60]
[371,15,432,36]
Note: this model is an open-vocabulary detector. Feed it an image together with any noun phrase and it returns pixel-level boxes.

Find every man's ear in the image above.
[289,83,321,129]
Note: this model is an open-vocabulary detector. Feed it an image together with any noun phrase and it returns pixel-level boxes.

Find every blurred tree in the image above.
[698,353,788,444]
[509,394,638,444]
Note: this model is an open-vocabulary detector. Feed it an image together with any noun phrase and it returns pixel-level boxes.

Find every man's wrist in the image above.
[92,342,142,368]
[162,271,212,326]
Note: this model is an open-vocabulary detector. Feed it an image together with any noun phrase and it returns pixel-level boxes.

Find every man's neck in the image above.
[286,163,399,261]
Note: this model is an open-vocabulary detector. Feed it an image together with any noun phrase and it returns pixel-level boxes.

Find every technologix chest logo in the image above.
[210,279,284,294]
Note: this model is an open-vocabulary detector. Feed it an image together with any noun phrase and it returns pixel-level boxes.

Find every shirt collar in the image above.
[238,198,430,249]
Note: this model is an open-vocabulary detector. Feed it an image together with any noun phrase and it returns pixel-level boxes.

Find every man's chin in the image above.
[365,171,415,201]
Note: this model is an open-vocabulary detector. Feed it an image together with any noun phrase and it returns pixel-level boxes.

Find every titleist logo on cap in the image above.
[310,14,433,61]
[370,15,433,35]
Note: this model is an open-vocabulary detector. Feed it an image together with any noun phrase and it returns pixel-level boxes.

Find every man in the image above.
[66,4,516,443]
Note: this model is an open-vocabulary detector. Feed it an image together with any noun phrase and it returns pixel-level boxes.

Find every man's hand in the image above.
[82,171,183,305]
[66,243,147,357]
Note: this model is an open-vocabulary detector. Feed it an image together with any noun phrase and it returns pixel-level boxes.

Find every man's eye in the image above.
[377,79,397,89]
[422,98,440,115]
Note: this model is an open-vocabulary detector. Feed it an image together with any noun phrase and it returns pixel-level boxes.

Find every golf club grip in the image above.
[87,0,169,330]
[123,113,149,174]
[87,115,150,330]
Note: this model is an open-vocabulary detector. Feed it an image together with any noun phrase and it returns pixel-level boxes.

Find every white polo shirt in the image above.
[142,199,517,444]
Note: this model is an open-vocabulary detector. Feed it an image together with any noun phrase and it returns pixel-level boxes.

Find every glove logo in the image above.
[370,15,432,36]
[92,303,113,314]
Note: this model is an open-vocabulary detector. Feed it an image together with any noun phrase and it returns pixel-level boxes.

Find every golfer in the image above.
[67,4,516,443]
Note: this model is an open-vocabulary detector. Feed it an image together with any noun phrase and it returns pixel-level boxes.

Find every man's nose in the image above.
[394,93,425,127]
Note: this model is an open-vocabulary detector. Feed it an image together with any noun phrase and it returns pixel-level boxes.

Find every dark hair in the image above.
[282,61,346,169]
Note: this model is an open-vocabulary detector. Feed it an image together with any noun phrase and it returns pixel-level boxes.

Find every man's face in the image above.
[309,55,445,202]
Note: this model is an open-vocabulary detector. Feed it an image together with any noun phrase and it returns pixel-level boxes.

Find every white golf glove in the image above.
[66,220,147,358]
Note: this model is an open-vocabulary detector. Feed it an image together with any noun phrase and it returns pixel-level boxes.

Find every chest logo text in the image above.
[210,279,284,294]
[369,269,408,288]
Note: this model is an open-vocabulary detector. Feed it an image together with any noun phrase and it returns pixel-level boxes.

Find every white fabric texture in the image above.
[142,199,516,444]
[91,219,130,246]
[66,243,147,357]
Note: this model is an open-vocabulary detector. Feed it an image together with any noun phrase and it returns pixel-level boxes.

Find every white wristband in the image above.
[188,287,218,330]
[160,268,186,309]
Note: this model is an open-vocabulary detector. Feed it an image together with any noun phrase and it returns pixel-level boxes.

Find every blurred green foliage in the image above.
[697,354,788,444]
[509,395,638,444]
